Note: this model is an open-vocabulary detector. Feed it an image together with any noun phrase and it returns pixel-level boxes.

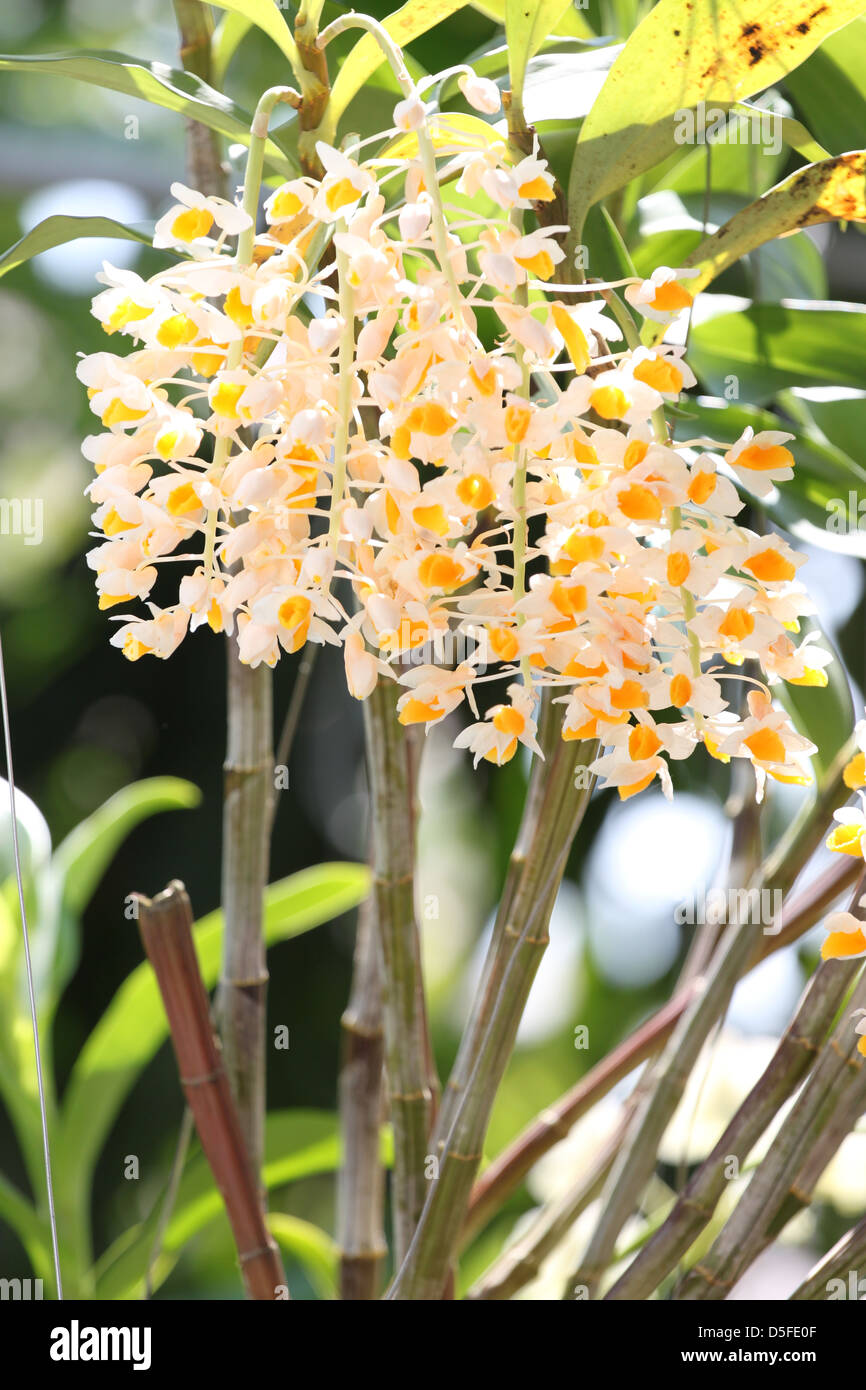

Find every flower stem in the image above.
[328,241,355,555]
[317,13,467,326]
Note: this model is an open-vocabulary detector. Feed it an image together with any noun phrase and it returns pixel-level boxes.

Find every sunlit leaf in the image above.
[0,216,154,281]
[267,1212,339,1299]
[505,0,577,105]
[212,12,254,84]
[682,151,866,295]
[207,0,302,75]
[94,1111,342,1298]
[330,0,472,123]
[472,0,594,40]
[380,110,506,160]
[785,15,866,155]
[569,0,866,233]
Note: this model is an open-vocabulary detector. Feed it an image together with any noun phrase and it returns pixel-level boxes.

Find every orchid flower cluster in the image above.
[820,717,866,1025]
[79,64,830,802]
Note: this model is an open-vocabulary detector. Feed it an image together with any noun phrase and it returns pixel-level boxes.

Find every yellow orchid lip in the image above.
[821,927,866,960]
[826,823,866,857]
[171,206,214,242]
[844,752,866,790]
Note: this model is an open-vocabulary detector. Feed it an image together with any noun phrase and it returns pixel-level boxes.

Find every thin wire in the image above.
[0,630,63,1299]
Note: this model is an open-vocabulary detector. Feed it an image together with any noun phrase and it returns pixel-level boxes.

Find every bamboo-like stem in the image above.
[774,1067,866,1232]
[561,750,853,1299]
[134,882,286,1300]
[172,0,226,200]
[675,959,866,1299]
[145,7,273,1278]
[463,984,691,1247]
[433,691,563,1156]
[363,678,435,1266]
[389,738,596,1300]
[216,83,303,1193]
[466,1114,629,1301]
[790,1215,866,1300]
[605,951,862,1299]
[221,649,273,1188]
[462,852,854,1245]
[337,891,387,1300]
[564,918,763,1298]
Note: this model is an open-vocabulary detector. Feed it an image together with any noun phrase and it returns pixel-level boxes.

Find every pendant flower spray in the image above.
[79,50,830,805]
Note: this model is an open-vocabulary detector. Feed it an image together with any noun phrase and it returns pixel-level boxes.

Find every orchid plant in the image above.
[4,0,866,1302]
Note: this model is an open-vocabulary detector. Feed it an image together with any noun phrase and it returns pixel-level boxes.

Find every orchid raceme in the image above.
[79,70,830,799]
[821,716,866,964]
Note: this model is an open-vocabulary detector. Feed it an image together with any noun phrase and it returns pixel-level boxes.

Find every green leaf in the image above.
[94,1110,341,1299]
[267,1213,338,1299]
[206,0,302,76]
[681,152,866,295]
[733,102,830,165]
[785,16,866,155]
[582,202,636,281]
[212,12,254,84]
[568,0,866,233]
[0,1171,50,1282]
[505,0,576,105]
[0,51,298,176]
[29,779,199,1009]
[0,780,51,888]
[58,863,369,1185]
[786,386,866,462]
[54,778,200,920]
[0,216,154,281]
[687,299,866,402]
[330,0,472,124]
[472,0,594,40]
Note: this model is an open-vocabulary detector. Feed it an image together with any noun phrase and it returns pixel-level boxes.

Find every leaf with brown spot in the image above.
[568,0,866,236]
[682,150,866,295]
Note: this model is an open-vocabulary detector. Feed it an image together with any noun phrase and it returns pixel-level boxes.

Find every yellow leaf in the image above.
[505,0,578,104]
[378,110,508,161]
[569,0,866,234]
[684,149,866,296]
[330,0,472,124]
